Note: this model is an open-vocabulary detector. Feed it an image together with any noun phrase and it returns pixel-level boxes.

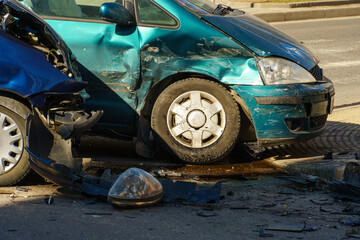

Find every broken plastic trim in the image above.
[58,110,103,139]
[26,95,103,186]
[32,91,103,140]
[33,106,103,140]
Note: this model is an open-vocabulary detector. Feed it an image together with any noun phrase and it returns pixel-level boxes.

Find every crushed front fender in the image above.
[25,97,103,186]
[26,111,79,187]
[232,80,335,146]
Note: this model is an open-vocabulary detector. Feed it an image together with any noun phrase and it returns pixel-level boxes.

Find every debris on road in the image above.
[153,170,182,178]
[258,225,274,238]
[261,203,277,208]
[346,229,360,239]
[229,205,250,210]
[328,180,360,202]
[265,222,306,232]
[280,211,293,216]
[84,212,113,217]
[341,220,360,227]
[197,210,217,217]
[344,162,360,188]
[161,180,221,204]
[304,225,318,231]
[343,203,360,213]
[44,193,54,205]
[15,186,29,192]
[310,199,334,206]
[0,189,15,194]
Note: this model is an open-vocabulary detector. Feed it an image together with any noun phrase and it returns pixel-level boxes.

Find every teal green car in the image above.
[22,0,334,166]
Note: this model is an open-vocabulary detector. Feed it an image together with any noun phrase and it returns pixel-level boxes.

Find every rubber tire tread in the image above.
[0,98,31,186]
[151,78,240,164]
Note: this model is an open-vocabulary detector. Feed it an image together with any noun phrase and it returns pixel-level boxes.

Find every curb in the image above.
[265,105,360,181]
[252,5,360,22]
[251,0,360,8]
[265,153,360,181]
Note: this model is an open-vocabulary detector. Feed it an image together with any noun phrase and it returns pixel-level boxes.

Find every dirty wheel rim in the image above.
[0,112,23,174]
[167,91,226,148]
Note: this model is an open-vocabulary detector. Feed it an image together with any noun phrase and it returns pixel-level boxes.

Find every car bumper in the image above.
[25,105,102,186]
[231,80,335,146]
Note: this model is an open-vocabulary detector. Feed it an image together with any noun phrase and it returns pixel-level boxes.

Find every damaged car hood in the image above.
[0,31,81,95]
[0,0,82,97]
[202,13,318,70]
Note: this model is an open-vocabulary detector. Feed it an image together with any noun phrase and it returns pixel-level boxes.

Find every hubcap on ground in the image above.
[167,91,226,148]
[0,112,23,175]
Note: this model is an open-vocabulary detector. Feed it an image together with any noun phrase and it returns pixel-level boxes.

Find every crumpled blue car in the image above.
[0,0,334,186]
[0,0,102,186]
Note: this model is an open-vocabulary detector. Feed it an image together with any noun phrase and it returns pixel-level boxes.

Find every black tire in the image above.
[0,101,31,186]
[151,78,240,164]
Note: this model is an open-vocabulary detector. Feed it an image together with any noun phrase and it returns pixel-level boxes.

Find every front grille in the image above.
[285,114,328,132]
[309,65,323,81]
[310,114,328,130]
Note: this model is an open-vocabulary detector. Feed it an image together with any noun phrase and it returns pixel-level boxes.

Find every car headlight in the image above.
[257,57,316,85]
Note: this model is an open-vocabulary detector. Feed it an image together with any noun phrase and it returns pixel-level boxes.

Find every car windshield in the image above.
[176,0,217,15]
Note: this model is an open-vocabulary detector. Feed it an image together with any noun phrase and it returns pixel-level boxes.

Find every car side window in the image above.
[19,0,123,20]
[136,0,177,27]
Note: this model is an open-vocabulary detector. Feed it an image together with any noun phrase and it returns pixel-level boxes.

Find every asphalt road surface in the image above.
[1,174,358,240]
[273,16,360,108]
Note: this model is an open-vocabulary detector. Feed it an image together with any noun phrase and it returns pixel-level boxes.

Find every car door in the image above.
[21,0,140,135]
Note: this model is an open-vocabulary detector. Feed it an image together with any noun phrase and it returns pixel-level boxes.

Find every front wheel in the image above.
[0,102,30,186]
[151,78,240,164]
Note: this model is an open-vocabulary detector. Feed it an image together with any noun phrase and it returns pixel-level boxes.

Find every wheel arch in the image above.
[140,72,221,119]
[136,72,223,158]
[229,88,257,142]
[135,72,257,158]
[142,72,257,142]
[0,90,32,118]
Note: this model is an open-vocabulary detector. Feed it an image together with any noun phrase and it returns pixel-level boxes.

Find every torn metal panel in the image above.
[161,180,221,204]
[0,0,82,100]
[1,0,80,76]
[46,19,140,127]
[139,34,261,86]
[138,12,257,84]
[136,7,262,112]
[0,31,75,97]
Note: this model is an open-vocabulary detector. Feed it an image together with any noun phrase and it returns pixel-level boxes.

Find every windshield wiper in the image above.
[212,4,234,15]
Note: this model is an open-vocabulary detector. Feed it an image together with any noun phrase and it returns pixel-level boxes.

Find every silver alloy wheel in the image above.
[0,112,23,174]
[167,91,226,148]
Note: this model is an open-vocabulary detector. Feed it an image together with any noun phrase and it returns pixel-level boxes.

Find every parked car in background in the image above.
[1,0,334,186]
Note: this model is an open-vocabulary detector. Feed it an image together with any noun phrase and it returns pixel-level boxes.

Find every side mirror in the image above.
[100,2,135,26]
